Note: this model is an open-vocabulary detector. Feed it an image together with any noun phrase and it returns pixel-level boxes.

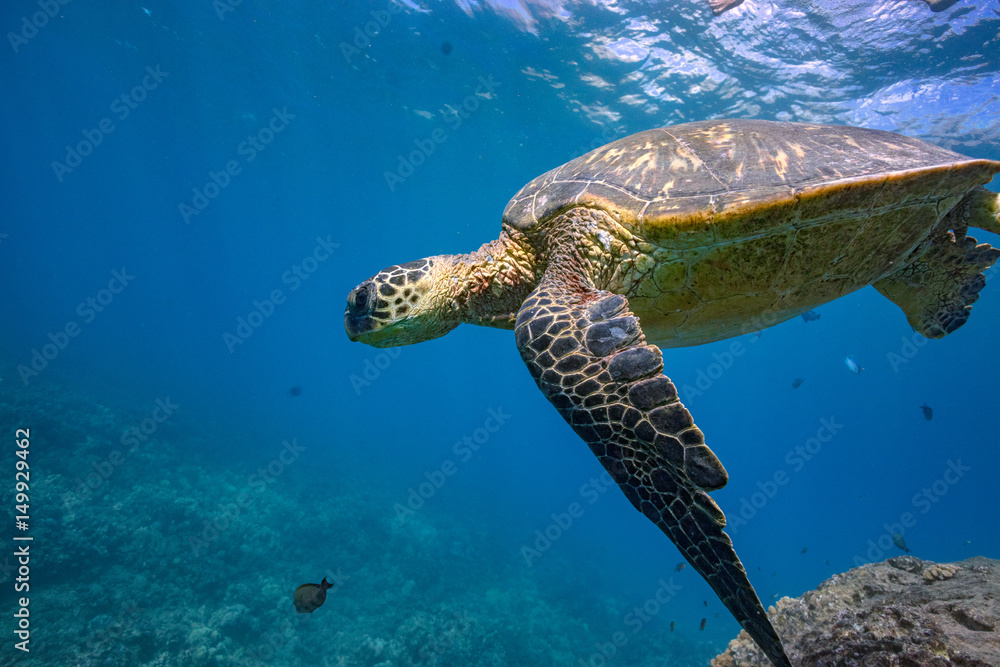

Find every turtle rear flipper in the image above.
[874,210,999,339]
[967,187,1000,235]
[514,248,790,667]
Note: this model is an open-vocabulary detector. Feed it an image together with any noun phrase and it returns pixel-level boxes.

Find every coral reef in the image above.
[923,562,961,583]
[714,555,999,666]
[0,379,719,666]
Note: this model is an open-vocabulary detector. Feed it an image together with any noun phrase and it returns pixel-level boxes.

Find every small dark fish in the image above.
[440,41,453,55]
[801,310,821,322]
[289,386,302,397]
[792,377,805,389]
[699,617,707,631]
[674,562,686,572]
[825,559,830,566]
[294,577,333,613]
[703,600,708,607]
[670,621,675,632]
[892,533,911,554]
[920,403,933,421]
[801,547,808,554]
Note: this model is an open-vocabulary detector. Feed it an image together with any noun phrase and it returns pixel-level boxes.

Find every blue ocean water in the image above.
[1,0,998,664]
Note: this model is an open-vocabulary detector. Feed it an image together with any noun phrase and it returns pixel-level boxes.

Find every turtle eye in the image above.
[349,283,373,316]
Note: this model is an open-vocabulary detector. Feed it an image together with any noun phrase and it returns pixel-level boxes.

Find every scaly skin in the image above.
[344,229,538,347]
[513,211,792,667]
[873,188,1000,338]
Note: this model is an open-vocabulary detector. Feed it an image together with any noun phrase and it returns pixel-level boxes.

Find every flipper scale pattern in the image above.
[515,274,791,667]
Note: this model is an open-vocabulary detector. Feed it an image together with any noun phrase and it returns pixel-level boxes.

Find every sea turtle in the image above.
[344,119,1000,666]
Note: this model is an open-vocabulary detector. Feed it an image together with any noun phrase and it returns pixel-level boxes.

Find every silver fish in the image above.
[844,356,861,374]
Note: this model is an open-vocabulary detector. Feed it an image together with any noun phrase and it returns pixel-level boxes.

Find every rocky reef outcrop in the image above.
[714,556,999,666]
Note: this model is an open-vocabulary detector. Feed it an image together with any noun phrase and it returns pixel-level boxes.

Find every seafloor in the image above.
[1,378,725,666]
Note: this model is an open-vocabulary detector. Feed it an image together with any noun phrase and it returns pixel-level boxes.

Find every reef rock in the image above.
[713,556,999,666]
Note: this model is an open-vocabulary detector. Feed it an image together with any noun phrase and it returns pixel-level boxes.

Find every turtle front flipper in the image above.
[515,272,791,667]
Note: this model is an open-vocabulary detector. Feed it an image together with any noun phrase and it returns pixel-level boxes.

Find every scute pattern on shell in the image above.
[502,119,994,234]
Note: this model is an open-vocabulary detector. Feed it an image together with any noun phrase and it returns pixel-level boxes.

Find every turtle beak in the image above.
[344,311,368,342]
[344,282,376,342]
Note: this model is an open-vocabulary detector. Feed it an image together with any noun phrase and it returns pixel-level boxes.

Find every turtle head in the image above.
[345,257,460,347]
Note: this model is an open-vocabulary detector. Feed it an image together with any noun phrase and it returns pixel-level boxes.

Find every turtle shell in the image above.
[502,119,1000,246]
